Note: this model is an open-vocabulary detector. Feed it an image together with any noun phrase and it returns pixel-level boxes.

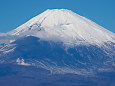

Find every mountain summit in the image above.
[0,9,115,75]
[8,9,115,46]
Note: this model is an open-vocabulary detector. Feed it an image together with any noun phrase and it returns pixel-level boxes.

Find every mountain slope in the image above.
[0,36,115,75]
[0,9,115,75]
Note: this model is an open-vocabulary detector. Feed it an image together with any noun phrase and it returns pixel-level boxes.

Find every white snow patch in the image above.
[16,58,30,66]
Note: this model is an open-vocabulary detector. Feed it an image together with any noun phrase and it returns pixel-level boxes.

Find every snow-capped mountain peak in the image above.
[8,9,115,46]
[0,9,115,76]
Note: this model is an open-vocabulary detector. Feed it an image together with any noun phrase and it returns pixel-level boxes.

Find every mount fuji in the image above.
[0,9,115,86]
[6,9,115,45]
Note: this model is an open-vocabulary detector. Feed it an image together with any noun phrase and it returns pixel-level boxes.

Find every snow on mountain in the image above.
[0,34,17,44]
[7,9,115,46]
[0,9,115,75]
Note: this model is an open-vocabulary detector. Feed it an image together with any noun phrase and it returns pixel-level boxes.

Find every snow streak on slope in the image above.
[8,9,115,46]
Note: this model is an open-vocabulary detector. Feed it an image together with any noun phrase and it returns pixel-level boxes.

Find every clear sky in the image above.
[0,0,115,33]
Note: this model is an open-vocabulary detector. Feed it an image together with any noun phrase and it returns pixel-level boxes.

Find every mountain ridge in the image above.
[5,9,115,46]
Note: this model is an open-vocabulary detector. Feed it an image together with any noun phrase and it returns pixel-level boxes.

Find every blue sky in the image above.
[0,0,115,33]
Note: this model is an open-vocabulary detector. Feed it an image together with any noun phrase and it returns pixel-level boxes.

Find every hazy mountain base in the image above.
[0,36,115,75]
[0,64,115,86]
[0,36,115,86]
